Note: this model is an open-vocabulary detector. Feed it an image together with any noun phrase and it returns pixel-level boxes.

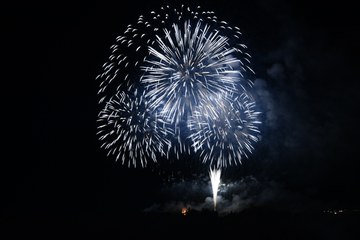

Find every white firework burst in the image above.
[97,89,173,167]
[96,4,254,107]
[188,93,261,168]
[96,4,261,169]
[141,20,248,125]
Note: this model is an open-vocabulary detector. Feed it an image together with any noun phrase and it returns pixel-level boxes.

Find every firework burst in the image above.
[141,20,249,125]
[96,4,254,107]
[188,93,261,168]
[96,4,261,169]
[97,89,172,167]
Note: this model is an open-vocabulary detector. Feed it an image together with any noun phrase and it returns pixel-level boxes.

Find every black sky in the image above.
[25,0,360,236]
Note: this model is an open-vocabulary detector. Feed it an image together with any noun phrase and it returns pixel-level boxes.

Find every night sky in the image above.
[25,0,360,237]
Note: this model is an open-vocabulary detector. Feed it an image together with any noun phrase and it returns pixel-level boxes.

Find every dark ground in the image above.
[5,208,360,239]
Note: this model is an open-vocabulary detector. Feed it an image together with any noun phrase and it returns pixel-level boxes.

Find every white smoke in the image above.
[144,176,314,215]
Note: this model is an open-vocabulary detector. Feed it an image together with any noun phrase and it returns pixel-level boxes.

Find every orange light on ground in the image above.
[181,207,188,216]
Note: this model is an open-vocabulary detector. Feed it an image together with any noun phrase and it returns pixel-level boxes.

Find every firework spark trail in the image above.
[210,167,221,211]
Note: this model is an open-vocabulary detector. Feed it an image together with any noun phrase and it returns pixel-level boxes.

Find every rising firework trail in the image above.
[209,167,221,211]
[96,4,261,212]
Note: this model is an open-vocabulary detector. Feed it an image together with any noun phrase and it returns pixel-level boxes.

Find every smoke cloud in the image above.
[144,176,315,215]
